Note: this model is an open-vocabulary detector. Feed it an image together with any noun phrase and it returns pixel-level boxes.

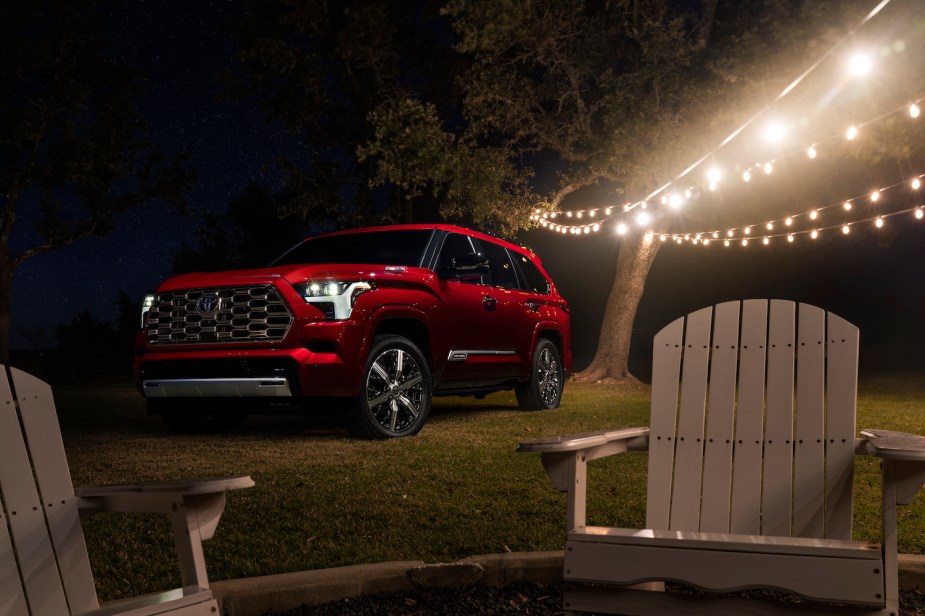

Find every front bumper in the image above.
[142,377,293,398]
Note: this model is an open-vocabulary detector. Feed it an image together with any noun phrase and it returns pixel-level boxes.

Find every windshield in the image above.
[271,229,434,267]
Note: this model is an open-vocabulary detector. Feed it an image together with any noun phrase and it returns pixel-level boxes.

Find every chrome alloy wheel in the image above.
[364,348,425,434]
[536,346,562,406]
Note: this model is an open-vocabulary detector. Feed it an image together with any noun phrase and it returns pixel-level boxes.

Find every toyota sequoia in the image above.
[135,224,571,438]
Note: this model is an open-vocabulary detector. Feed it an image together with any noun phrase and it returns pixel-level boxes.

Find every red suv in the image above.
[135,224,571,438]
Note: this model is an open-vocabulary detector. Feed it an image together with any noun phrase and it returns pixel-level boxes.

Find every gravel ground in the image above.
[265,582,925,616]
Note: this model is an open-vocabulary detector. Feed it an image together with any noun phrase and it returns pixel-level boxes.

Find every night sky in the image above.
[11,1,290,348]
[9,1,925,374]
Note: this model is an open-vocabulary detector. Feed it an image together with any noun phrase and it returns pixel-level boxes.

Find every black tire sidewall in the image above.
[350,335,432,439]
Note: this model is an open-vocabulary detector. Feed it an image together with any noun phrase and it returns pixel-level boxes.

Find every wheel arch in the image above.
[532,325,570,377]
[365,310,434,368]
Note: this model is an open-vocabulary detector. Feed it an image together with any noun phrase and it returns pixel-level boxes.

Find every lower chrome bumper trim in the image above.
[142,378,293,398]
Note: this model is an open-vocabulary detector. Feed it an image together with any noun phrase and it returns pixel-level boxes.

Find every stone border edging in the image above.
[212,552,925,616]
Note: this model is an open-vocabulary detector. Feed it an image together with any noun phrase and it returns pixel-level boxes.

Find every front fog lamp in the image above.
[294,281,374,320]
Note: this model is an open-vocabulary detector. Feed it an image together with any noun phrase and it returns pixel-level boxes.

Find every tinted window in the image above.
[513,253,551,294]
[272,230,433,266]
[479,240,518,289]
[436,233,484,285]
[435,233,476,271]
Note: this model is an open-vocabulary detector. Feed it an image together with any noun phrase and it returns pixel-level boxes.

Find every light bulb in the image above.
[766,222,774,230]
[787,234,794,243]
[743,170,752,182]
[808,146,817,159]
[811,230,819,239]
[616,223,628,235]
[842,224,850,234]
[763,162,773,175]
[916,208,924,220]
[810,210,818,220]
[847,126,858,140]
[875,216,884,228]
[763,237,770,245]
[912,178,921,190]
[911,103,921,119]
[785,217,793,226]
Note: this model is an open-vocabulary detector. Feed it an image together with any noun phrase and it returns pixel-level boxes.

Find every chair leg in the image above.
[881,460,900,616]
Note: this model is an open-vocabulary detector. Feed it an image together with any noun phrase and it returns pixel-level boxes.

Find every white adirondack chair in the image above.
[520,300,925,616]
[0,366,254,616]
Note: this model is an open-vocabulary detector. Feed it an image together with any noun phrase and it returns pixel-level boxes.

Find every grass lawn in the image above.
[56,372,925,601]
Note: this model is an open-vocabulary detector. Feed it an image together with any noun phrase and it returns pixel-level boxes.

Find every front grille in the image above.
[146,286,293,345]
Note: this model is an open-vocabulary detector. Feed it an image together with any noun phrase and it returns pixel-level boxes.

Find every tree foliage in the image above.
[0,0,194,362]
[231,0,925,380]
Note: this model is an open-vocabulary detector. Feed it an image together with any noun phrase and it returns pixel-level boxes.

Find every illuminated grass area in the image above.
[57,374,925,601]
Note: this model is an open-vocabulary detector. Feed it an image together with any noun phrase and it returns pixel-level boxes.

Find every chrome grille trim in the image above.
[146,286,293,345]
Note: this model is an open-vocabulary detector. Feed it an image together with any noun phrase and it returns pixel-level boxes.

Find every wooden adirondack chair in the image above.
[0,366,254,616]
[520,300,925,616]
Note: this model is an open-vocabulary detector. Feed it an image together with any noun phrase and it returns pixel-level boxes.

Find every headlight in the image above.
[141,294,156,328]
[293,281,374,320]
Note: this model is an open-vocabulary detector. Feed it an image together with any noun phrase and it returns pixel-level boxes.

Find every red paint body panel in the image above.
[134,224,571,408]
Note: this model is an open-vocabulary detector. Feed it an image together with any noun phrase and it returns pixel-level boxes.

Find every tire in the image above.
[348,335,432,439]
[152,399,249,433]
[515,339,564,411]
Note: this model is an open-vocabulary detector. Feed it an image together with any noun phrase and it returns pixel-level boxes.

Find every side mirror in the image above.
[437,252,489,279]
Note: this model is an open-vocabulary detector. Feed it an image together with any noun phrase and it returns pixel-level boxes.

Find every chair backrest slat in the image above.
[728,300,768,535]
[646,300,859,541]
[646,316,684,530]
[762,300,796,537]
[669,306,712,531]
[13,368,98,613]
[824,314,859,539]
[0,485,30,616]
[0,369,71,615]
[699,301,740,533]
[794,305,827,538]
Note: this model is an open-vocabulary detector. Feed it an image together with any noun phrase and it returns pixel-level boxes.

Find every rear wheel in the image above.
[151,399,249,433]
[348,335,432,439]
[516,339,564,411]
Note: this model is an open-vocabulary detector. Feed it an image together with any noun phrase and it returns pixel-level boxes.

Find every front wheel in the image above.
[515,339,564,411]
[348,335,432,439]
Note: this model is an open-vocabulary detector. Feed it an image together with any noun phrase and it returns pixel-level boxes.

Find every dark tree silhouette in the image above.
[0,1,194,363]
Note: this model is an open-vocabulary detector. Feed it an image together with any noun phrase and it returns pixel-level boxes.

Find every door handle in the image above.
[525,301,540,312]
[482,295,498,309]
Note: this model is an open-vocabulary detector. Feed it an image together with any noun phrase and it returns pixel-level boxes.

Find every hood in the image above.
[156,263,429,292]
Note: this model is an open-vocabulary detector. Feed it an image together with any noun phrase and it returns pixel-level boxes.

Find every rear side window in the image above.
[513,252,551,294]
[478,240,518,289]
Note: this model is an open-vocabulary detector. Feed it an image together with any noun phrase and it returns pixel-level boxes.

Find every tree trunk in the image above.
[0,258,14,365]
[573,231,661,383]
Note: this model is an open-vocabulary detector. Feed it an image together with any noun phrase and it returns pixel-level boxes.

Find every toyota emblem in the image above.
[195,294,221,315]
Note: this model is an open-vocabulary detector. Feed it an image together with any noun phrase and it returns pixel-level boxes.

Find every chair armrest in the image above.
[858,431,925,506]
[858,430,925,461]
[518,427,649,457]
[519,428,648,530]
[76,476,254,590]
[77,476,255,515]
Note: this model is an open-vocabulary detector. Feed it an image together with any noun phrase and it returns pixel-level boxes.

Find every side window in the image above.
[436,233,483,285]
[478,240,518,290]
[514,253,551,294]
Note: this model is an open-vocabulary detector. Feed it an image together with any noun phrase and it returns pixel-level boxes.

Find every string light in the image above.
[911,103,921,119]
[808,146,817,159]
[846,126,859,140]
